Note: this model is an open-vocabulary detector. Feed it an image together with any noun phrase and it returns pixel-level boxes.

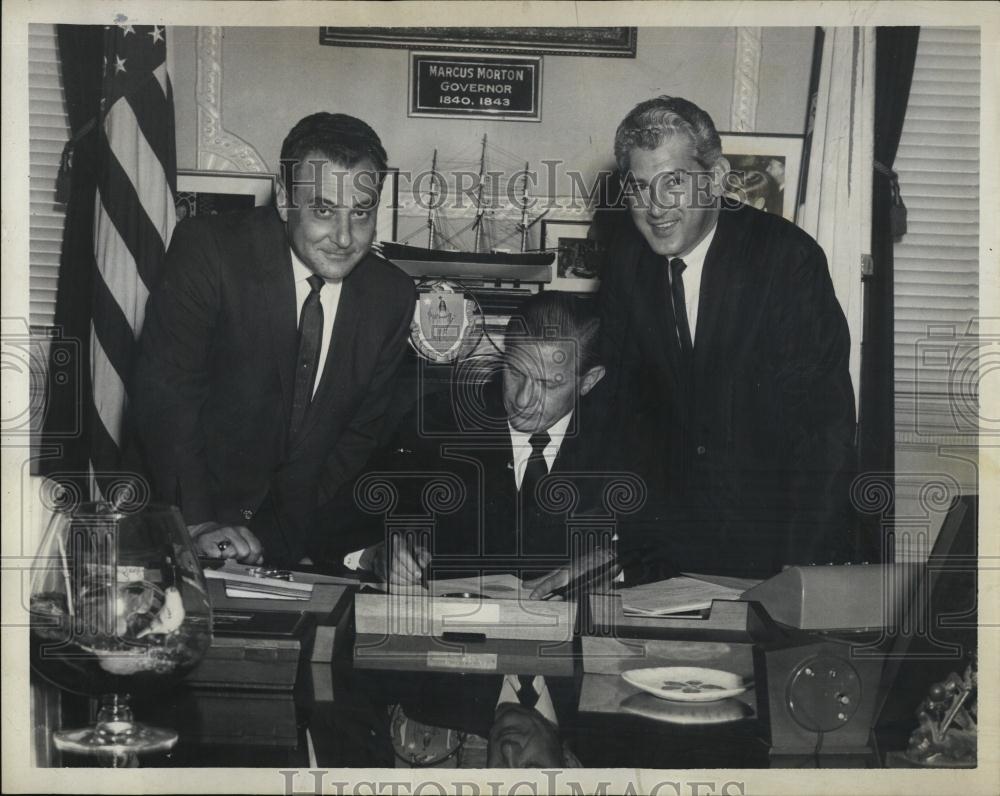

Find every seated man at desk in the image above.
[322,290,627,588]
[322,290,678,593]
[314,292,613,766]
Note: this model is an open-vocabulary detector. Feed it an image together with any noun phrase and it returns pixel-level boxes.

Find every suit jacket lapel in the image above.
[693,206,745,390]
[254,218,297,428]
[635,242,687,410]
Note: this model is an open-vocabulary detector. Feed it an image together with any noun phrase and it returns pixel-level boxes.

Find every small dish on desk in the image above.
[621,666,750,702]
[621,693,752,725]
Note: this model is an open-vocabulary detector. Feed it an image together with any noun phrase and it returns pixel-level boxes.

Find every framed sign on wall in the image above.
[409,52,542,122]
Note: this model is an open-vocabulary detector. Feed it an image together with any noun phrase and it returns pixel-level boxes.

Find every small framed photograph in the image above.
[175,170,276,220]
[719,133,804,221]
[540,219,603,293]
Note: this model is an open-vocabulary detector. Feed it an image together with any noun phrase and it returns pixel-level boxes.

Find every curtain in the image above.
[862,28,920,561]
[38,26,104,492]
[797,27,876,561]
[798,27,876,410]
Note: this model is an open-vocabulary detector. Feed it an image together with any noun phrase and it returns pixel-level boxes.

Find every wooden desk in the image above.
[37,587,890,769]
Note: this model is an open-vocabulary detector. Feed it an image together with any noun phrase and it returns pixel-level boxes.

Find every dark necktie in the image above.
[517,675,540,708]
[669,257,694,361]
[289,274,325,437]
[519,430,551,501]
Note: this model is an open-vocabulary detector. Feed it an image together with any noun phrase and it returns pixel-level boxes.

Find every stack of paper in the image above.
[619,576,746,617]
[203,562,315,600]
[393,573,534,601]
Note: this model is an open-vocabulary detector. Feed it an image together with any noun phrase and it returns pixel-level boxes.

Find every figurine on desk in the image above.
[904,655,977,767]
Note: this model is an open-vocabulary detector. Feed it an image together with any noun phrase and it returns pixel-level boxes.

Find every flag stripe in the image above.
[86,24,175,484]
[104,97,176,249]
[88,394,124,493]
[95,148,166,292]
[91,264,141,372]
[90,327,127,449]
[123,71,176,201]
[152,61,169,97]
[132,65,175,159]
[93,192,151,333]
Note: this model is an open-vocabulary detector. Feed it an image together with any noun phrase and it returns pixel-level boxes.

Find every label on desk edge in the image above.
[426,651,498,671]
[436,602,501,624]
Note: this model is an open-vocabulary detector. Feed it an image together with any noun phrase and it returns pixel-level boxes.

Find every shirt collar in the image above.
[290,248,326,285]
[508,410,574,449]
[675,219,717,271]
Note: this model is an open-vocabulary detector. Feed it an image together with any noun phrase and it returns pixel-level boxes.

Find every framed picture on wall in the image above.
[540,219,603,293]
[320,27,637,58]
[175,170,276,220]
[719,133,804,222]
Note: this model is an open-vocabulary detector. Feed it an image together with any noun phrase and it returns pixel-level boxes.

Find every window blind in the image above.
[893,26,980,445]
[29,23,71,330]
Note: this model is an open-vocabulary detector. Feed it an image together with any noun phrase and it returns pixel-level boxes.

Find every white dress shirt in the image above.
[667,221,717,346]
[343,411,575,570]
[508,411,573,489]
[496,674,559,725]
[290,249,343,397]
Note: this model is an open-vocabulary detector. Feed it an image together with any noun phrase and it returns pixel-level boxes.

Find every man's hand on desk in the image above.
[525,547,620,601]
[188,521,264,564]
[360,538,431,585]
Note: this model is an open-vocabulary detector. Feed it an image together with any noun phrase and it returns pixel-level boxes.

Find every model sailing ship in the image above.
[379,135,555,280]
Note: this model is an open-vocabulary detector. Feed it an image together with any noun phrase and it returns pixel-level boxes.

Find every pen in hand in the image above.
[388,535,431,588]
[533,552,621,601]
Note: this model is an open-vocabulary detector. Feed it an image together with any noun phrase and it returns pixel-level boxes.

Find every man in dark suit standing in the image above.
[600,95,857,578]
[133,113,415,566]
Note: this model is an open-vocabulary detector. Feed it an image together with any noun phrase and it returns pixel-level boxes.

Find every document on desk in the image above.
[394,573,533,601]
[204,567,313,600]
[619,576,746,616]
[203,560,358,600]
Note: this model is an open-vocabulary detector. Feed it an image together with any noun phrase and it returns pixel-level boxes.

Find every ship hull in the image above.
[379,241,554,283]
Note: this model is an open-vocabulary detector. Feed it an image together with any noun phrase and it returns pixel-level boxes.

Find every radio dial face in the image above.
[785,654,862,732]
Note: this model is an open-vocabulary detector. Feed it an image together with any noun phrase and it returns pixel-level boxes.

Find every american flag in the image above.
[90,23,176,499]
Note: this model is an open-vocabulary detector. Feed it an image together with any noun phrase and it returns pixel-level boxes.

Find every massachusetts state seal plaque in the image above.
[409,279,484,363]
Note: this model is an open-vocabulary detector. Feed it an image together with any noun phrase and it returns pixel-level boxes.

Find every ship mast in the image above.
[519,161,530,253]
[426,149,438,249]
[472,134,487,253]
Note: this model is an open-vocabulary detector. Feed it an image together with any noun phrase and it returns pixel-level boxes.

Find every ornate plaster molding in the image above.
[730,27,762,133]
[196,26,268,172]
